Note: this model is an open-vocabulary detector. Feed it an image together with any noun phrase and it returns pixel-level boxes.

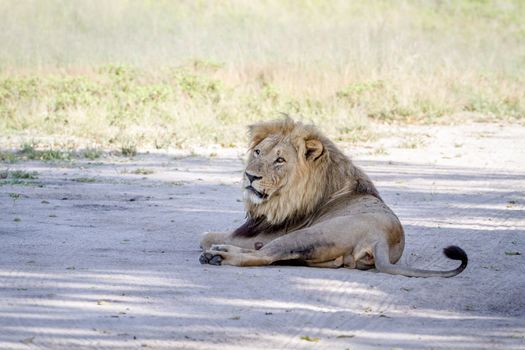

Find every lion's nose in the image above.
[245,172,262,184]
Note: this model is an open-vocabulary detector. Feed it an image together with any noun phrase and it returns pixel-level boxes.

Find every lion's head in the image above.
[234,118,379,238]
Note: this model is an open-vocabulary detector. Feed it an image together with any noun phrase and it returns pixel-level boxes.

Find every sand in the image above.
[1,123,524,349]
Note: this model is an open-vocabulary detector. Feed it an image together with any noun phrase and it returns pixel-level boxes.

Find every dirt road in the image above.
[1,123,524,349]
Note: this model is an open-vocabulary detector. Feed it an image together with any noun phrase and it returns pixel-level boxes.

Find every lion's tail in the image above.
[374,241,468,278]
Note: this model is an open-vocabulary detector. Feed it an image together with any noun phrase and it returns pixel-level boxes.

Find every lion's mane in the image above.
[234,118,380,238]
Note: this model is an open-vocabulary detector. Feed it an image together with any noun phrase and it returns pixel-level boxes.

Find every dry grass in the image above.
[0,0,523,151]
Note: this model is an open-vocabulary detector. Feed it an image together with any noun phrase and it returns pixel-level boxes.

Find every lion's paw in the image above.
[199,245,255,266]
[199,252,223,266]
[199,245,237,265]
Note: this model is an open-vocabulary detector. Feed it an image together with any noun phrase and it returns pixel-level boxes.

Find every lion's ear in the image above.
[305,139,324,161]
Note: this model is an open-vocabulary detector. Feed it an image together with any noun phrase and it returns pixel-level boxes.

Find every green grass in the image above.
[0,170,43,186]
[17,143,70,161]
[10,170,38,179]
[371,147,389,156]
[0,179,43,187]
[0,151,17,163]
[8,192,20,200]
[0,0,523,150]
[1,146,104,162]
[82,148,102,160]
[120,143,137,157]
[131,168,154,175]
[71,177,97,183]
[398,136,427,149]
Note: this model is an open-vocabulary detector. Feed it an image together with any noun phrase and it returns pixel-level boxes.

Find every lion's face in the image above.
[243,135,299,205]
[241,118,333,225]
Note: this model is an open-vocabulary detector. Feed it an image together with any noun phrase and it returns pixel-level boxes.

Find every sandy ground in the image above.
[1,123,524,350]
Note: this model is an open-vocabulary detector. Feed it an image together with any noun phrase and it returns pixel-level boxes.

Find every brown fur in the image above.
[199,118,468,278]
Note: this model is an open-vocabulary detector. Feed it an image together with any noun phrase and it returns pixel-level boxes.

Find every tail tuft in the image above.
[443,245,468,273]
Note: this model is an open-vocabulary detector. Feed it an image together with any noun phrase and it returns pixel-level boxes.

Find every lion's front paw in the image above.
[199,245,261,266]
[199,252,223,266]
[199,245,270,267]
[199,245,237,266]
[199,245,246,266]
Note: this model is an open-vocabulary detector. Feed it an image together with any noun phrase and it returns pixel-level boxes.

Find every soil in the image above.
[1,123,524,349]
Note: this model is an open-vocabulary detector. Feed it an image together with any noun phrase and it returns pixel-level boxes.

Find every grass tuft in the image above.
[10,170,38,179]
[18,144,70,161]
[82,148,103,160]
[120,143,137,157]
[71,177,97,183]
[131,168,154,175]
[0,152,17,163]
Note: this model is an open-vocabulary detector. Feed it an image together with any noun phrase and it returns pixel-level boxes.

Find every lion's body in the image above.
[199,118,467,277]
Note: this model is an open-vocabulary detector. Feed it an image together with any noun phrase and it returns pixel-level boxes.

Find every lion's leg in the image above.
[308,253,358,269]
[304,249,379,270]
[200,244,272,266]
[200,232,229,250]
[306,256,344,268]
[200,227,346,267]
[200,231,282,251]
[343,253,356,268]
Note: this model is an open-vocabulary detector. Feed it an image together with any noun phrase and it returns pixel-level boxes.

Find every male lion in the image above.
[199,118,467,277]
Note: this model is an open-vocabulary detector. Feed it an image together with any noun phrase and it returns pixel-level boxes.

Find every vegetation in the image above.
[10,170,38,179]
[131,168,155,175]
[82,148,102,160]
[0,169,42,186]
[16,144,71,161]
[71,177,97,183]
[0,0,523,151]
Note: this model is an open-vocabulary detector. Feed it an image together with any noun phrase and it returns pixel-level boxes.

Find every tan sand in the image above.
[1,123,524,349]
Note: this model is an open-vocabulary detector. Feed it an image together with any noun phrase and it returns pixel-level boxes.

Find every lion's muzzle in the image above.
[245,185,268,199]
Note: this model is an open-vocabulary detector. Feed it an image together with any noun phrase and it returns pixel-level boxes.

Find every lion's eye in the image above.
[275,157,286,164]
[254,149,261,156]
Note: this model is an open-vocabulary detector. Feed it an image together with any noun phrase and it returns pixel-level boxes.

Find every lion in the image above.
[199,118,468,277]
